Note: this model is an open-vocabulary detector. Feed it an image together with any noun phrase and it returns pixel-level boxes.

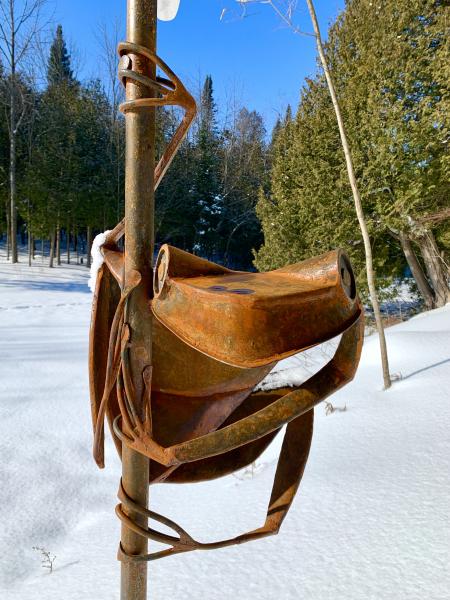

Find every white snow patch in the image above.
[158,0,180,21]
[256,337,341,391]
[88,231,111,292]
[0,254,449,600]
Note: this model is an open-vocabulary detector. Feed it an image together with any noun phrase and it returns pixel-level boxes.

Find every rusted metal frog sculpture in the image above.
[89,44,364,562]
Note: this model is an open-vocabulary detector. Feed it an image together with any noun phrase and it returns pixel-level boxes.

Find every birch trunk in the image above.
[86,225,92,268]
[49,230,55,268]
[306,0,391,389]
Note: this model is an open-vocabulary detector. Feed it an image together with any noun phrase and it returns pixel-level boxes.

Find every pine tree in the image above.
[220,107,267,267]
[155,108,198,251]
[192,75,222,258]
[47,25,74,87]
[27,28,80,266]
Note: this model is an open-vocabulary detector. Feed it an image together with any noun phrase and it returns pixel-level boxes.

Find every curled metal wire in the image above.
[106,41,197,245]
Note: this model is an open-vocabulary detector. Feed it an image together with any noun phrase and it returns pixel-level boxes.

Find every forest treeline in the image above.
[0,21,268,270]
[0,0,449,307]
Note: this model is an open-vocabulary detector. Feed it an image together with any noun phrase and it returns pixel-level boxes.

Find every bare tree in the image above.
[235,0,392,388]
[97,20,125,223]
[0,0,47,263]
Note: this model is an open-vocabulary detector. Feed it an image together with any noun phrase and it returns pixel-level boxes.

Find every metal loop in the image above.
[115,402,315,562]
[105,41,197,246]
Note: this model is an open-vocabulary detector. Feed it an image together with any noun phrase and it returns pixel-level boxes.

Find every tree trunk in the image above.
[10,89,18,263]
[75,227,79,264]
[67,220,71,264]
[414,230,450,308]
[28,228,32,267]
[306,0,391,388]
[398,231,435,310]
[87,225,92,268]
[6,208,10,261]
[41,238,44,263]
[56,221,61,265]
[32,235,35,260]
[49,230,55,268]
[224,220,246,267]
[9,18,18,265]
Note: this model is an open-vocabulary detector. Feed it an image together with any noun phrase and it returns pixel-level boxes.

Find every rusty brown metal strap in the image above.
[115,407,314,562]
[93,269,142,468]
[106,42,197,245]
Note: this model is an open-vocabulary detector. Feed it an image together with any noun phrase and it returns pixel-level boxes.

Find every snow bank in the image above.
[0,258,449,600]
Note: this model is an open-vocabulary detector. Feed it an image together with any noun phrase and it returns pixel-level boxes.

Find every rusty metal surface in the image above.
[118,3,158,597]
[153,244,360,367]
[88,31,364,567]
[99,247,275,397]
[111,306,363,469]
[111,308,363,561]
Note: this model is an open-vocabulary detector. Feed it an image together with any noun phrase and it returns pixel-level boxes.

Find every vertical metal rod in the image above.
[121,1,157,599]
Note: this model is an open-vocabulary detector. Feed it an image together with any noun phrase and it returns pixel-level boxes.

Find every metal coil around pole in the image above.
[106,42,197,245]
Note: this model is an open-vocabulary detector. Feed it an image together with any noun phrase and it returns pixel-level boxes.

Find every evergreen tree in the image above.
[192,75,222,258]
[256,77,375,281]
[75,80,117,232]
[220,107,267,267]
[27,28,81,265]
[47,25,74,87]
[154,107,196,251]
[326,0,449,305]
[256,0,449,306]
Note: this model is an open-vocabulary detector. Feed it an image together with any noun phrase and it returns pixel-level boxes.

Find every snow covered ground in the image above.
[0,256,449,600]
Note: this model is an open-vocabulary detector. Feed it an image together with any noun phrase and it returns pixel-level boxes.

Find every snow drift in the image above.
[0,259,448,599]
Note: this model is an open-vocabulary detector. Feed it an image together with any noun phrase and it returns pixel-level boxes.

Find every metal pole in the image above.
[121,1,156,599]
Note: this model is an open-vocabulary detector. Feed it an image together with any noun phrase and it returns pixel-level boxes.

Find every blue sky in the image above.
[54,0,344,132]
